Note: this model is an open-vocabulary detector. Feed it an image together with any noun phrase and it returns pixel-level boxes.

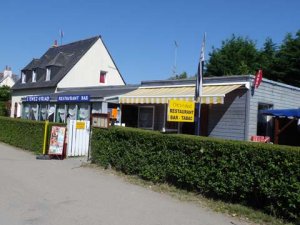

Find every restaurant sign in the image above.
[57,95,90,102]
[24,95,50,102]
[167,99,195,122]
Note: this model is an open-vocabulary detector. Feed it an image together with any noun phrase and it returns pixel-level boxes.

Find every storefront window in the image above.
[68,104,77,120]
[29,104,38,120]
[39,104,48,121]
[56,104,66,123]
[138,106,154,129]
[47,104,56,122]
[78,103,90,121]
[22,103,30,119]
[92,102,102,114]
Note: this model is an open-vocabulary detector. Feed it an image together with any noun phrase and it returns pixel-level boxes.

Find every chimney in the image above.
[3,66,12,77]
[52,40,58,47]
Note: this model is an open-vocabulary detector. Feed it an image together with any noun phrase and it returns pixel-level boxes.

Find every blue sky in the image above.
[1,0,300,84]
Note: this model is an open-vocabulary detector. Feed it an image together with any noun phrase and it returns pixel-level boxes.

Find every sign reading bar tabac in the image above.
[167,99,195,122]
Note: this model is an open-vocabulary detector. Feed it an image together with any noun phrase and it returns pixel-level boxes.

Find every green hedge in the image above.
[91,126,300,222]
[0,116,64,154]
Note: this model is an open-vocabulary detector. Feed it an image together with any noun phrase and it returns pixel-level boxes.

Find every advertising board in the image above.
[167,99,195,122]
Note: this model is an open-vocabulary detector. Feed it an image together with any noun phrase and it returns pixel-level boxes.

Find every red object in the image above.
[251,135,270,143]
[100,71,106,83]
[253,69,263,88]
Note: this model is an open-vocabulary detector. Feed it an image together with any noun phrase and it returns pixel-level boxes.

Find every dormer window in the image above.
[21,72,26,84]
[32,70,36,82]
[46,68,51,81]
[99,71,107,84]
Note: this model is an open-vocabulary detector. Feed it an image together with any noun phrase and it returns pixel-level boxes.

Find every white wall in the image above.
[0,76,15,87]
[10,88,56,118]
[57,38,125,88]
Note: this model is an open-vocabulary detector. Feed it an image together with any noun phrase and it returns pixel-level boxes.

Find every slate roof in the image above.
[12,36,100,90]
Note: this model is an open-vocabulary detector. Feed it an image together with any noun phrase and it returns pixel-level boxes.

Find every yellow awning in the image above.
[119,84,242,104]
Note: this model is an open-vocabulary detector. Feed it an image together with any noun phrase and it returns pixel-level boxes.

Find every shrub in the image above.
[0,101,8,116]
[0,116,64,154]
[91,126,300,222]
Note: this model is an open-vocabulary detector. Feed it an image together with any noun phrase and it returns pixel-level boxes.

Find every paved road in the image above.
[0,142,251,225]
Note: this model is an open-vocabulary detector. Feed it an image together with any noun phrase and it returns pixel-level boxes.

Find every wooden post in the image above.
[274,117,279,144]
[42,120,49,155]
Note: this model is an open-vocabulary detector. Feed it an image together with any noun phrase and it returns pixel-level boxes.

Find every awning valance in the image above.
[261,109,300,118]
[119,84,242,104]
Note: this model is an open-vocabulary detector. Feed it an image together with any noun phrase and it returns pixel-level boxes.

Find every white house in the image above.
[0,66,19,87]
[11,36,126,119]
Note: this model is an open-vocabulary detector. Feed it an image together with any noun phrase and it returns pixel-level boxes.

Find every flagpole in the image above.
[60,29,64,46]
[195,33,206,136]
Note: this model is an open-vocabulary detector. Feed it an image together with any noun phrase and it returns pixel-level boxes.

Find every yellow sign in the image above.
[167,99,195,122]
[76,121,85,129]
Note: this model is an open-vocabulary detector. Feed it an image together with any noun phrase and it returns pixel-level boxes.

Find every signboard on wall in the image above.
[167,99,195,122]
[24,95,50,102]
[48,126,66,155]
[57,95,90,102]
[76,121,85,129]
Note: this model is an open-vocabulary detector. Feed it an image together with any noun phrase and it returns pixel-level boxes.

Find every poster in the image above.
[167,99,195,122]
[48,126,66,155]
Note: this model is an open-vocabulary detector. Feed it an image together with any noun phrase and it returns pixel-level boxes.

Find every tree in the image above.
[271,31,300,86]
[259,38,277,80]
[0,85,11,116]
[206,35,261,76]
[0,85,11,101]
[169,71,188,80]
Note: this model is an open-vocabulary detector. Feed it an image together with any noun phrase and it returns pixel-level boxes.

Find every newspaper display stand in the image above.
[91,113,110,128]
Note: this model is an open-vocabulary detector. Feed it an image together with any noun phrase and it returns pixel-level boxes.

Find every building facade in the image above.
[118,75,300,143]
[11,36,126,119]
[0,66,19,87]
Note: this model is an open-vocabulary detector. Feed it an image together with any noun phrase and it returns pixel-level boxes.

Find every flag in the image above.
[195,33,206,100]
[59,29,64,38]
[254,69,263,89]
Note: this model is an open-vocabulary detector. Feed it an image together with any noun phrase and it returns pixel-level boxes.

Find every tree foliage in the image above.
[205,31,300,87]
[0,85,11,101]
[0,85,11,116]
[206,35,261,76]
[169,71,188,80]
[271,31,300,87]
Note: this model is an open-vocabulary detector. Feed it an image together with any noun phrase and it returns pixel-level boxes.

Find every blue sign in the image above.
[25,95,50,102]
[57,95,90,102]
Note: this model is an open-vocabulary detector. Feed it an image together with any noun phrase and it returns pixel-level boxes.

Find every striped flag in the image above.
[195,33,206,101]
[253,69,263,89]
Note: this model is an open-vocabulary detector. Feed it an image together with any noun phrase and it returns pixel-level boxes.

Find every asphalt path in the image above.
[0,142,251,225]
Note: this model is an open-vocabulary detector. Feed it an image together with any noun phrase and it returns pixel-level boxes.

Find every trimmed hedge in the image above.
[0,116,64,154]
[91,126,300,222]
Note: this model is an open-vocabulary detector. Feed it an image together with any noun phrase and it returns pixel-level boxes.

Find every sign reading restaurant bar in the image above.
[57,95,90,102]
[167,99,195,122]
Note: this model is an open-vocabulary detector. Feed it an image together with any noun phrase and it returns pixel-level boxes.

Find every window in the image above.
[138,106,154,129]
[257,103,273,136]
[46,68,51,81]
[21,72,26,83]
[99,71,107,83]
[32,70,36,82]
